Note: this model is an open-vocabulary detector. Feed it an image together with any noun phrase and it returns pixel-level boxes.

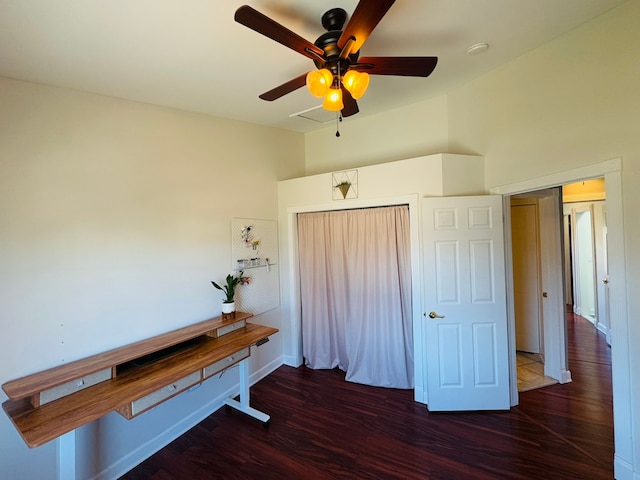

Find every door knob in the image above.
[428,311,445,319]
[602,278,609,284]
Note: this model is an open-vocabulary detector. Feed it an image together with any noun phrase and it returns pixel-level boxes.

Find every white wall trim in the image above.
[614,454,634,480]
[490,158,622,195]
[604,169,634,477]
[560,370,572,384]
[502,196,519,407]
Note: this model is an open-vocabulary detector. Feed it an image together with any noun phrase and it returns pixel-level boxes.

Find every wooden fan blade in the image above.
[341,87,359,117]
[235,5,324,61]
[355,56,438,77]
[337,0,395,54]
[258,73,308,101]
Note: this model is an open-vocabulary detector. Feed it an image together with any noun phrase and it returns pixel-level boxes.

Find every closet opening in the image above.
[296,205,413,389]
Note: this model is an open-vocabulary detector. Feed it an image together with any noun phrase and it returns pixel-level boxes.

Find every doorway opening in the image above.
[509,191,561,392]
[509,179,609,393]
[563,178,610,344]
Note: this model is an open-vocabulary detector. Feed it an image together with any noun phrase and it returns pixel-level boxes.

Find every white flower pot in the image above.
[221,301,235,314]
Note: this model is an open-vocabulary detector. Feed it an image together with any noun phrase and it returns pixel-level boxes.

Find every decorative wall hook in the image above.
[332,169,358,200]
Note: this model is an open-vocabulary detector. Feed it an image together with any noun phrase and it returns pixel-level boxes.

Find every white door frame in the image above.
[591,201,611,343]
[491,157,632,476]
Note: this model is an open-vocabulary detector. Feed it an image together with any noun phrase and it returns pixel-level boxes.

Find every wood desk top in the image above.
[2,312,254,400]
[2,316,277,448]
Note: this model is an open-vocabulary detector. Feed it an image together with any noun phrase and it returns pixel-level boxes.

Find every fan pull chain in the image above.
[335,63,342,137]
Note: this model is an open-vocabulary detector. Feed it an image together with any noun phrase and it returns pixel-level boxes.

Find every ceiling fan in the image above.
[234,0,438,118]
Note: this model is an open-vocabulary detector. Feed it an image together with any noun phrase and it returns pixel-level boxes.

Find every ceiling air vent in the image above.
[289,105,337,124]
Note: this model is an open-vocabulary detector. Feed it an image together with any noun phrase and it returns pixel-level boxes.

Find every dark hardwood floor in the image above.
[121,312,613,479]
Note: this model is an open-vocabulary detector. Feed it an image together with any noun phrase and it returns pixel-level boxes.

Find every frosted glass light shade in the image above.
[343,70,369,99]
[322,87,343,111]
[306,69,333,98]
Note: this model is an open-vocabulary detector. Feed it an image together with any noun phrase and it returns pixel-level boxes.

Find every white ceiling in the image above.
[0,0,628,133]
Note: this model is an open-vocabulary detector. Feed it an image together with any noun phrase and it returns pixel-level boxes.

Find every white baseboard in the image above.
[559,369,572,384]
[283,354,302,367]
[596,322,610,342]
[252,357,284,385]
[614,454,635,480]
[413,386,426,405]
[93,357,284,480]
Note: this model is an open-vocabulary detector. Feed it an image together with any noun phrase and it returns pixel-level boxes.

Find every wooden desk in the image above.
[2,312,278,478]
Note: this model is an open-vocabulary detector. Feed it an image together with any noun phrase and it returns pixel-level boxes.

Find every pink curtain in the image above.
[297,205,413,388]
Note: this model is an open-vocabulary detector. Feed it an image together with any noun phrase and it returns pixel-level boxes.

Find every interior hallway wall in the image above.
[304,95,450,175]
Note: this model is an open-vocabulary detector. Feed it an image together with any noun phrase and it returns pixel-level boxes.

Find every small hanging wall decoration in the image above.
[241,225,260,250]
[332,169,358,200]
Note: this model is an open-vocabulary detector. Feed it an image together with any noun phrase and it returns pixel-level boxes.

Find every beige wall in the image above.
[447,2,639,188]
[304,95,450,175]
[0,77,304,478]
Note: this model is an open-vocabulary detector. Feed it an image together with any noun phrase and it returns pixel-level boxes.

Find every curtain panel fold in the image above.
[297,205,413,389]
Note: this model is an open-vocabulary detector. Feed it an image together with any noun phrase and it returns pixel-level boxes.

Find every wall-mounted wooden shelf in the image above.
[2,312,277,449]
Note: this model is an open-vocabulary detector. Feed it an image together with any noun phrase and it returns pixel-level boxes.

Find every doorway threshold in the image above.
[517,352,558,392]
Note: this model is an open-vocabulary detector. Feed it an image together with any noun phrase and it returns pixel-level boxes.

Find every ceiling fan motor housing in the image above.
[313,8,359,76]
[321,7,347,31]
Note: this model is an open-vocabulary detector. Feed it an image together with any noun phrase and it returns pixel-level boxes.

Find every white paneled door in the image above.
[422,196,510,411]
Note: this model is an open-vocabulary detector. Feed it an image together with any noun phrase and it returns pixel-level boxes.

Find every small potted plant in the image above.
[211,271,250,315]
[335,181,352,199]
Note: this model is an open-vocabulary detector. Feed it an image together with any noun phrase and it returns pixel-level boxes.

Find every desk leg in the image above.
[57,430,76,480]
[224,357,270,425]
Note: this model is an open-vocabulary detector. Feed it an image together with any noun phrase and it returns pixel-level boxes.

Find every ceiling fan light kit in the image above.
[322,87,344,112]
[306,69,333,98]
[306,68,369,104]
[342,70,370,99]
[234,0,438,119]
